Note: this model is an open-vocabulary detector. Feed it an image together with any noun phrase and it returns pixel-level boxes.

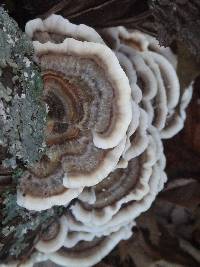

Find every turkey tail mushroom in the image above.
[48,224,133,267]
[33,39,133,149]
[67,126,165,234]
[17,157,83,211]
[70,133,157,226]
[31,38,134,188]
[99,26,188,138]
[18,16,140,212]
[35,216,68,253]
[25,14,105,44]
[6,13,193,267]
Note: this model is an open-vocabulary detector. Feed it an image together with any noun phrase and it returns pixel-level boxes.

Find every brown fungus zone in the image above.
[35,215,68,254]
[48,225,132,267]
[80,157,141,210]
[30,25,133,150]
[41,53,116,175]
[68,127,163,228]
[99,27,182,136]
[56,237,104,257]
[19,157,66,198]
[33,31,67,44]
[41,219,61,242]
[25,14,105,45]
[17,36,133,210]
[35,47,129,187]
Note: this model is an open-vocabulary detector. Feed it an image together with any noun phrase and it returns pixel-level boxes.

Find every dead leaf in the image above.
[159,180,200,210]
[177,43,200,89]
[137,209,161,246]
[182,76,200,154]
[118,229,161,267]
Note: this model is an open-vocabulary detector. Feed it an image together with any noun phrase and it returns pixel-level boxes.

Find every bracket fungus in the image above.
[99,26,188,138]
[69,126,165,230]
[25,14,105,45]
[17,158,83,211]
[23,35,135,189]
[160,83,193,139]
[35,216,68,253]
[46,224,133,267]
[0,12,193,267]
[16,15,138,211]
[66,158,166,238]
[70,132,157,226]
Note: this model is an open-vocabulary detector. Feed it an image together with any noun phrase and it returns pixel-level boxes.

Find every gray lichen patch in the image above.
[0,176,64,262]
[0,7,46,168]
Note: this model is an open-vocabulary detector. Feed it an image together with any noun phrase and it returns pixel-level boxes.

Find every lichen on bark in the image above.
[0,170,64,263]
[0,8,51,263]
[0,7,46,169]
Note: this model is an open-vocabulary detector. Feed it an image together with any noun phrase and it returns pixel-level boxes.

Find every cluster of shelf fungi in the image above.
[1,14,193,267]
